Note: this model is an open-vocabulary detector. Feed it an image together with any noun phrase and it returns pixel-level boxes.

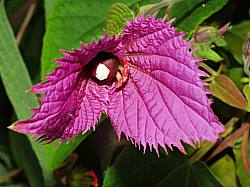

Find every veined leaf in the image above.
[105,3,134,35]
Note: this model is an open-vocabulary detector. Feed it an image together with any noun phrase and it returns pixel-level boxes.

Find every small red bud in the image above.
[194,26,217,43]
[243,34,250,76]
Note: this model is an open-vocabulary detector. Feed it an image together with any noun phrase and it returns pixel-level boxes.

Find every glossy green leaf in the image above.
[233,138,250,187]
[210,155,237,187]
[209,75,248,110]
[224,20,250,64]
[103,145,223,187]
[105,3,134,35]
[173,0,229,38]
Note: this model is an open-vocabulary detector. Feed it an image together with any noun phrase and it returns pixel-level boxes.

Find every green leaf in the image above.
[44,0,56,19]
[224,20,250,64]
[193,44,223,62]
[214,37,227,47]
[43,134,89,172]
[103,145,223,187]
[105,3,134,35]
[209,75,248,110]
[41,0,138,76]
[233,137,250,187]
[169,0,204,24]
[210,155,237,187]
[172,0,229,38]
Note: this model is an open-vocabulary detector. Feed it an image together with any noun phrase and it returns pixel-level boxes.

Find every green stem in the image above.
[189,142,214,163]
[144,0,183,16]
[198,62,217,76]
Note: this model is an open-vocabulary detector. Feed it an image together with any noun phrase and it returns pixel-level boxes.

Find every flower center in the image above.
[88,52,130,87]
[89,52,119,84]
[95,63,110,81]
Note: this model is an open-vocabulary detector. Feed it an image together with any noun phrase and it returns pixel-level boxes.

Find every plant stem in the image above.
[198,62,216,76]
[207,122,250,160]
[16,1,36,45]
[144,0,183,16]
[189,142,214,162]
[0,168,23,184]
[221,115,241,138]
[241,128,250,176]
[10,0,34,26]
[217,63,224,74]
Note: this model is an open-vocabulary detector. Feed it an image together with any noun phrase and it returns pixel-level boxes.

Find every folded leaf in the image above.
[209,74,248,110]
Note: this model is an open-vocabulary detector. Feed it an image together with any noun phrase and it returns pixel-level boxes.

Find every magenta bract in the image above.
[9,16,224,154]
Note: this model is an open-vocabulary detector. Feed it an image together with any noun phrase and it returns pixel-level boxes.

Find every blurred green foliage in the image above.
[0,0,250,187]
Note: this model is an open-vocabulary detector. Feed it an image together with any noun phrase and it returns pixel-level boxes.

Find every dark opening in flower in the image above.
[88,51,129,88]
[9,15,224,155]
[89,52,119,84]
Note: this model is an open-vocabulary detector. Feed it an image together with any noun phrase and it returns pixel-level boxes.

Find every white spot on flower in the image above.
[96,63,110,80]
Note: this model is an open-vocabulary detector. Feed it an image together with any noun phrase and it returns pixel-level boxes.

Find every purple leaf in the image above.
[108,16,224,154]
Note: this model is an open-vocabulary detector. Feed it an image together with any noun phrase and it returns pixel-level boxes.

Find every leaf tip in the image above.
[8,121,23,133]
